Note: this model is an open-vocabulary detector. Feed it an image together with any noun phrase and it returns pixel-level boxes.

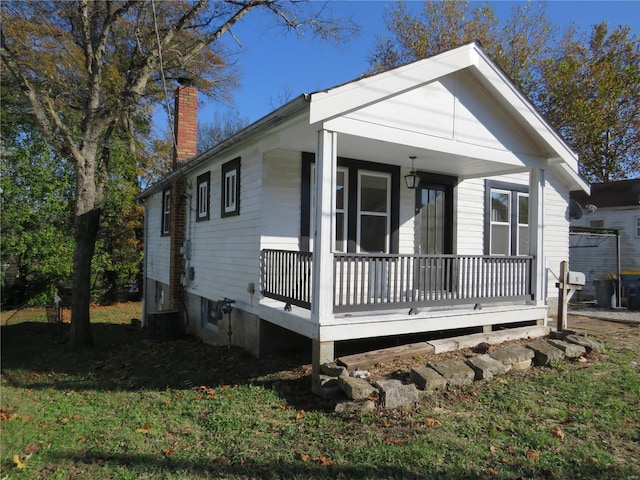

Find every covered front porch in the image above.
[259,249,545,343]
[262,250,534,314]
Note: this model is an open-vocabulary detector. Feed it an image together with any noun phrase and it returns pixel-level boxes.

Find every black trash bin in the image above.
[626,282,640,311]
[593,279,615,308]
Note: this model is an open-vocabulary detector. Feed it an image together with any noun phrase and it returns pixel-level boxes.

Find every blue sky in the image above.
[156,1,640,130]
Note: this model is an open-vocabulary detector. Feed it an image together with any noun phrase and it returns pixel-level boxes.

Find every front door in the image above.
[413,175,455,300]
[415,178,454,255]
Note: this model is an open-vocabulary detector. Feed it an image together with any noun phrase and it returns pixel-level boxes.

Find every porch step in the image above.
[337,341,435,371]
[427,325,549,354]
[336,325,548,370]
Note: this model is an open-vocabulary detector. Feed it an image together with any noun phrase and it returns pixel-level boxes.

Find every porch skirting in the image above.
[258,298,547,342]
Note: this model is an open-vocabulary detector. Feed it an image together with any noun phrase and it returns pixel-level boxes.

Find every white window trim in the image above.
[196,172,210,220]
[635,216,640,238]
[224,169,236,213]
[198,182,208,217]
[516,192,529,256]
[356,170,391,253]
[489,188,511,255]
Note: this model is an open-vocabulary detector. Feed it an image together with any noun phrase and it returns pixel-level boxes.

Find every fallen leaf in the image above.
[423,418,441,427]
[25,444,38,453]
[489,445,498,454]
[12,455,27,469]
[587,457,599,464]
[162,449,174,456]
[551,425,565,440]
[487,467,499,476]
[295,452,310,462]
[314,455,334,466]
[296,410,306,421]
[526,449,540,461]
[59,418,69,424]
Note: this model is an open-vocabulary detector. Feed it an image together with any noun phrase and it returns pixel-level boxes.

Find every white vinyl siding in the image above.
[145,191,171,284]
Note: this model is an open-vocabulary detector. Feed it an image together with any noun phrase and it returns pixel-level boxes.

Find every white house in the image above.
[570,179,640,305]
[137,43,588,388]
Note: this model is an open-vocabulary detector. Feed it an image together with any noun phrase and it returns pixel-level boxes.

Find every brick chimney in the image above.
[173,83,198,166]
[168,83,197,313]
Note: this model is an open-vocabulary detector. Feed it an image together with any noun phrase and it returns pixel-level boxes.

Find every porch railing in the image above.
[261,249,313,309]
[261,250,533,313]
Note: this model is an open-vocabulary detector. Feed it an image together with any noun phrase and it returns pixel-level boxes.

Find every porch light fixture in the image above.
[405,156,419,189]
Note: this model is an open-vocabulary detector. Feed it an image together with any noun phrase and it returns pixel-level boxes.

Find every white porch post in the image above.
[528,168,545,308]
[311,129,336,393]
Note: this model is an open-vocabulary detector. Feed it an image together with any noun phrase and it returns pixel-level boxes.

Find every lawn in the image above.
[1,303,639,479]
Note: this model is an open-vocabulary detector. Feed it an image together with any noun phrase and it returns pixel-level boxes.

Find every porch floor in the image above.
[258,298,548,342]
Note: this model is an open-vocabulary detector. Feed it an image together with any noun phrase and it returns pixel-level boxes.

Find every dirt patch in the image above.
[567,315,640,353]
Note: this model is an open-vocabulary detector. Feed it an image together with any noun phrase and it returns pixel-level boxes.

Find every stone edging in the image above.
[319,330,604,413]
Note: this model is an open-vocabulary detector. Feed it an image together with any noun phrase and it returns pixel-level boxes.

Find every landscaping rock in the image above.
[334,399,376,414]
[374,379,419,409]
[320,362,348,377]
[338,375,376,401]
[510,359,533,371]
[526,340,565,366]
[428,360,475,386]
[465,354,511,380]
[565,334,604,352]
[489,344,535,366]
[547,339,586,358]
[410,366,447,390]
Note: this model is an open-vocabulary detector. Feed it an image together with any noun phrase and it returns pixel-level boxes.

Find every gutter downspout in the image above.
[141,198,148,327]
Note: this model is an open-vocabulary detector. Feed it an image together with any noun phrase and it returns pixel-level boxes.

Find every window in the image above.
[161,188,171,235]
[221,157,240,217]
[196,172,210,221]
[485,181,528,255]
[589,218,604,238]
[300,153,400,253]
[201,297,218,331]
[636,217,640,238]
[310,166,348,252]
[358,171,391,253]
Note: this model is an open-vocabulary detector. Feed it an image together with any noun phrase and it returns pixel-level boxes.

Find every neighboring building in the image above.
[137,43,588,389]
[570,179,640,302]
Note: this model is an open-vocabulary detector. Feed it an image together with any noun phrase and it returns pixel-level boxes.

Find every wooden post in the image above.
[556,260,582,331]
[557,261,568,331]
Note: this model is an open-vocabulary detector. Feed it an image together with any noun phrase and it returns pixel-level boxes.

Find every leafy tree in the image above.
[197,109,249,154]
[0,127,75,307]
[368,0,554,93]
[536,23,640,182]
[0,1,355,349]
[368,1,639,183]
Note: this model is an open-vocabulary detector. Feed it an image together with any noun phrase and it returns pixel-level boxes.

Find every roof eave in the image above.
[137,94,310,201]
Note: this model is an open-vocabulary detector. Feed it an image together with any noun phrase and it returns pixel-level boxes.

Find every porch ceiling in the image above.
[279,123,531,179]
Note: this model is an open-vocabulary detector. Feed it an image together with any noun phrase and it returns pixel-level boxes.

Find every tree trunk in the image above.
[68,208,101,349]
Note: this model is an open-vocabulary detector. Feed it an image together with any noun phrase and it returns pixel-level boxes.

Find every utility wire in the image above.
[151,0,177,154]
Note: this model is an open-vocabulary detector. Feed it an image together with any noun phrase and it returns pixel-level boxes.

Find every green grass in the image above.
[2,303,639,479]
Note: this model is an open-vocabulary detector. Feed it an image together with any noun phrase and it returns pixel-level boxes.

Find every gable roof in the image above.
[571,179,640,208]
[139,42,589,200]
[310,42,587,192]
